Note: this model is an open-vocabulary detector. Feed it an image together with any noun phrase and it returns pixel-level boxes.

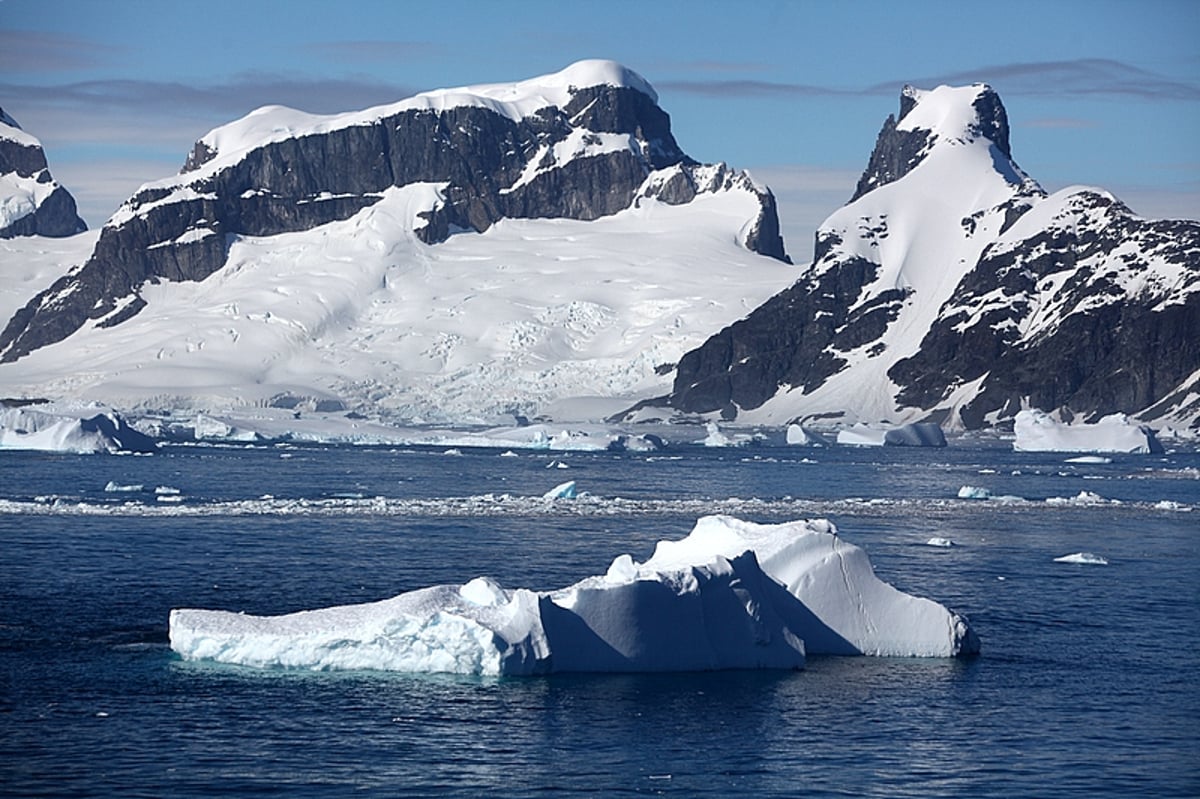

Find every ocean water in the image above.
[2,440,1198,797]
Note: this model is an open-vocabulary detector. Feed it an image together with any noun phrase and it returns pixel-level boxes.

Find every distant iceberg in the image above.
[0,405,157,454]
[1053,552,1109,565]
[169,515,979,675]
[1013,410,1162,454]
[836,422,946,448]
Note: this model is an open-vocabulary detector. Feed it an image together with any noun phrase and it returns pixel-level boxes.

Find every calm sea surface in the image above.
[1,439,1197,797]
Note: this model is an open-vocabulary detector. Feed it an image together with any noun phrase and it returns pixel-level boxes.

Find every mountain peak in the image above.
[851,83,1015,202]
[0,107,88,239]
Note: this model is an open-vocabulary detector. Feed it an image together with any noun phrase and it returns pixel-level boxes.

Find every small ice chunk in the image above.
[957,486,991,500]
[1065,456,1112,464]
[543,480,577,500]
[104,481,144,493]
[1053,552,1108,565]
[155,486,181,495]
[925,537,955,548]
[605,553,637,583]
[459,577,507,606]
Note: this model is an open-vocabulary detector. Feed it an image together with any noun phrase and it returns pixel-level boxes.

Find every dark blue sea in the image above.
[2,439,1198,797]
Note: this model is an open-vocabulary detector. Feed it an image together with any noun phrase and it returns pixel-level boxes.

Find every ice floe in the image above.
[169,515,980,675]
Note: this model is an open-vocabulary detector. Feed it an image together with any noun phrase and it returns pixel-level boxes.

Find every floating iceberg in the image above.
[1053,552,1109,565]
[1013,410,1163,454]
[0,405,157,454]
[542,480,578,500]
[836,422,946,448]
[957,486,992,500]
[169,515,979,675]
[925,537,955,548]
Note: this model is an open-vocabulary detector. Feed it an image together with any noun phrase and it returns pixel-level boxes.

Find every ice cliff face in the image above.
[0,60,789,364]
[0,107,87,239]
[662,84,1200,431]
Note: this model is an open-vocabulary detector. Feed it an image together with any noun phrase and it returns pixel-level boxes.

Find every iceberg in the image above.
[0,405,157,454]
[836,422,946,448]
[542,480,578,500]
[1013,409,1163,454]
[169,515,979,675]
[1053,552,1109,565]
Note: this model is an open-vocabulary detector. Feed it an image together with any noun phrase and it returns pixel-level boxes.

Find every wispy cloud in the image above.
[662,58,1200,103]
[0,29,122,73]
[881,58,1200,101]
[1,72,419,119]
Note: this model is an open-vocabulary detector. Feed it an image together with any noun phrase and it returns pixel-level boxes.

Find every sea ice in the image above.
[169,515,979,675]
[1013,410,1163,454]
[925,537,955,548]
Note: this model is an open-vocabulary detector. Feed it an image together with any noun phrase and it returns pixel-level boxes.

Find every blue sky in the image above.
[2,0,1197,250]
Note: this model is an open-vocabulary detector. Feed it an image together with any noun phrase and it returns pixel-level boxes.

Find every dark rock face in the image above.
[0,82,787,362]
[662,84,1200,429]
[0,107,87,239]
[891,190,1200,426]
[668,239,887,416]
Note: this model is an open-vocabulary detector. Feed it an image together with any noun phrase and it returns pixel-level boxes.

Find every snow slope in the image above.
[665,82,1199,432]
[0,180,792,422]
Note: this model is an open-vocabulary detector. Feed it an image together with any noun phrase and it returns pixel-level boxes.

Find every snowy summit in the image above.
[0,61,791,424]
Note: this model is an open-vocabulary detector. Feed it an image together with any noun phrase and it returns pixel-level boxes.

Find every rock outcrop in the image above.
[0,61,787,363]
[0,107,87,239]
[659,83,1200,430]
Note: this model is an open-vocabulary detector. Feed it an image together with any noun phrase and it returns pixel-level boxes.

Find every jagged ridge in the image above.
[0,61,788,364]
[659,83,1200,430]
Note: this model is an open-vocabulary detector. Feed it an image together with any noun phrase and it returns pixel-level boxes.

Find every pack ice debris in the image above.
[169,515,979,675]
[1013,410,1163,454]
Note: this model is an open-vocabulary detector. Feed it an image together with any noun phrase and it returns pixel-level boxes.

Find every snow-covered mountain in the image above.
[0,61,793,422]
[0,107,87,239]
[658,84,1200,431]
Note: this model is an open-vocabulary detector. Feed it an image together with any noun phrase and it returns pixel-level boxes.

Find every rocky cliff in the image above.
[660,84,1200,430]
[0,61,787,364]
[0,107,87,239]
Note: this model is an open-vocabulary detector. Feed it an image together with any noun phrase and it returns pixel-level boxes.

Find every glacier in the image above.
[169,515,980,675]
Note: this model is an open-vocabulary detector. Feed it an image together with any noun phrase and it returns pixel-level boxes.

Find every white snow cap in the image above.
[897,83,996,138]
[169,515,979,675]
[191,60,657,176]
